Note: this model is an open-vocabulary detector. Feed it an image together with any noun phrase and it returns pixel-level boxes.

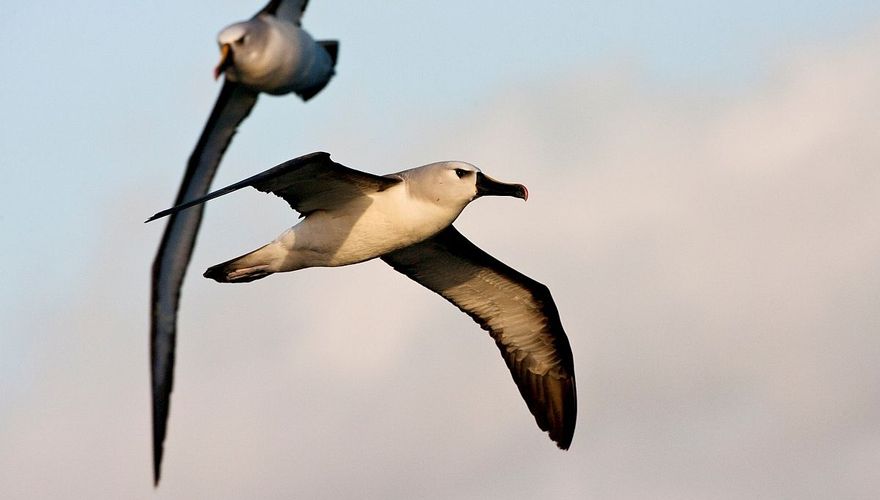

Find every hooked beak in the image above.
[213,44,233,80]
[475,172,528,201]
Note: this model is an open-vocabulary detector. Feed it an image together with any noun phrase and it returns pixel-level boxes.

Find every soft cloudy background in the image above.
[2,1,879,498]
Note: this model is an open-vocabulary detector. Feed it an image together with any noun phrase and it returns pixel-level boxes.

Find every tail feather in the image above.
[318,40,339,66]
[204,244,276,283]
[296,40,339,101]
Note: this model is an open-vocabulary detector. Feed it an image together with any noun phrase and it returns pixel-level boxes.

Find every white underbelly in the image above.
[283,193,457,269]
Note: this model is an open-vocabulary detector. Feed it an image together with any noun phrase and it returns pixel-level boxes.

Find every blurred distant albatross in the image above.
[147,152,577,462]
[150,0,337,486]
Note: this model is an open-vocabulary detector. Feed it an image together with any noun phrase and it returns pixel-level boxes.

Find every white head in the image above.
[401,161,528,212]
[213,20,270,80]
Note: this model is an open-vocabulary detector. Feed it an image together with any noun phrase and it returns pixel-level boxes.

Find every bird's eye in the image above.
[454,168,469,178]
[236,35,247,45]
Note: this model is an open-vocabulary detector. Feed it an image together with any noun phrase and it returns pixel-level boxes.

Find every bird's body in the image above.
[148,152,576,452]
[208,162,476,281]
[216,13,336,96]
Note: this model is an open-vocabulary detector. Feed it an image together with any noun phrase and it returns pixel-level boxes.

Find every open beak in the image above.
[213,44,233,80]
[475,172,528,201]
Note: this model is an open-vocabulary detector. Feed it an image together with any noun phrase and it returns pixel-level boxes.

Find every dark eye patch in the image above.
[454,168,469,178]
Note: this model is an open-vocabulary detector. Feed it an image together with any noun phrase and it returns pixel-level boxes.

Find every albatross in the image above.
[147,152,577,462]
[151,0,337,485]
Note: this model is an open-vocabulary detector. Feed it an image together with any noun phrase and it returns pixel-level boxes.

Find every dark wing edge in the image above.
[251,156,401,214]
[150,80,258,486]
[257,0,309,25]
[380,226,577,449]
[145,151,328,222]
[146,152,401,222]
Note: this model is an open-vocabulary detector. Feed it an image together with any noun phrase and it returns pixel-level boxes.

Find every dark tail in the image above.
[203,245,275,283]
[318,40,339,66]
[296,40,339,101]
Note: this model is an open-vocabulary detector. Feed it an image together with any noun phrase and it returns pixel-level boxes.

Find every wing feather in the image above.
[146,152,401,222]
[257,0,310,25]
[150,80,258,485]
[381,226,577,448]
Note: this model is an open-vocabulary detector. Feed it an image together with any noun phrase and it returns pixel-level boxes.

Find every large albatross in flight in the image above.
[151,0,337,485]
[147,152,577,467]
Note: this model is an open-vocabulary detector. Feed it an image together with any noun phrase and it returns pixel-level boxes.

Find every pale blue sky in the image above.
[2,0,878,303]
[2,2,879,498]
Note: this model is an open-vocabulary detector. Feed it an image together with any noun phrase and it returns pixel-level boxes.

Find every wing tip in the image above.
[553,375,578,450]
[551,424,575,450]
[145,212,166,223]
[152,424,164,486]
[152,415,167,486]
[532,372,577,451]
[152,409,166,487]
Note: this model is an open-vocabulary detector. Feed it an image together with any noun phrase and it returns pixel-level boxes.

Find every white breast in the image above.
[279,183,466,269]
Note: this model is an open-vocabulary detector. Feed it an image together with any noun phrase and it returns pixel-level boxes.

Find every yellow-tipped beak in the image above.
[213,44,232,80]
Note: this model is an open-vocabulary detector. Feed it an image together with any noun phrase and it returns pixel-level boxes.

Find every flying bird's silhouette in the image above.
[150,0,337,485]
[148,152,577,459]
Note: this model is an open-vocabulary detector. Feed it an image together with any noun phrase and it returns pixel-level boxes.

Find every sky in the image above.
[2,1,880,498]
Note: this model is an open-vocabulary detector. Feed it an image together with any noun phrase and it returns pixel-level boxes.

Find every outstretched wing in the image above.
[146,152,401,222]
[257,0,310,25]
[381,226,577,449]
[150,80,259,485]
